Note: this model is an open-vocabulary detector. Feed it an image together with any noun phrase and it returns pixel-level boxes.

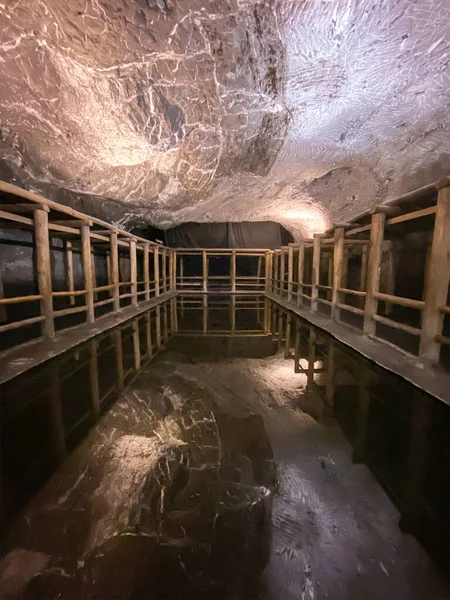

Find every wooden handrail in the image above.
[374,292,424,310]
[0,294,42,305]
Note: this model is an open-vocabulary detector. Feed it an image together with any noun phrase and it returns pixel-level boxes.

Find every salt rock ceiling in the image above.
[1,0,449,239]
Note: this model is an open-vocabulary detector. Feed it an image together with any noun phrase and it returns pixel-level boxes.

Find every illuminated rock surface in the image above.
[1,1,449,237]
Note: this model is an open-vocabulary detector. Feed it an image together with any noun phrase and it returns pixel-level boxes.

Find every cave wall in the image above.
[1,1,449,238]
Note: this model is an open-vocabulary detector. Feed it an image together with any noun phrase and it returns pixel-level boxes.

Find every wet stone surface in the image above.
[1,318,450,599]
[1,355,277,599]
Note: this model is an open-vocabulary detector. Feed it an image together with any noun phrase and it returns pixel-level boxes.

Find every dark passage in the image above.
[0,296,449,599]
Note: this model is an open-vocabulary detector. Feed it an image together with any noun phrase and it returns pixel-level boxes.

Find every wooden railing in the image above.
[268,177,450,366]
[175,248,271,292]
[2,176,449,369]
[176,294,270,335]
[0,182,175,348]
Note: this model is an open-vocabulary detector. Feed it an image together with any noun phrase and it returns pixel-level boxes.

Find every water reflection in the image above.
[272,302,450,576]
[0,295,449,593]
[1,300,174,534]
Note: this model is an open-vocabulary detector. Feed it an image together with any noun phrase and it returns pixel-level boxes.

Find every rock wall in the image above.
[1,1,449,238]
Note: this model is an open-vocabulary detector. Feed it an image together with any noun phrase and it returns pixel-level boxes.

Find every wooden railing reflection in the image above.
[176,295,271,336]
[272,301,450,577]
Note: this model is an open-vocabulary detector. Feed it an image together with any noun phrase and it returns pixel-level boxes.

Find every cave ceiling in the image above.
[1,0,449,238]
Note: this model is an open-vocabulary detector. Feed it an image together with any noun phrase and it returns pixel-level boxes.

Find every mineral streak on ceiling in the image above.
[1,0,449,239]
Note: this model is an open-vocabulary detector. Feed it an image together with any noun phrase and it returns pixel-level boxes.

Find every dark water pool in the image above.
[1,295,449,599]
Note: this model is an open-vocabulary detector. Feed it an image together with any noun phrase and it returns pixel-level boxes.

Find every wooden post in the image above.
[172,297,178,332]
[271,303,277,338]
[297,242,305,307]
[352,367,371,463]
[311,234,321,312]
[307,329,316,389]
[110,232,120,311]
[132,319,140,370]
[106,251,112,299]
[263,297,270,333]
[81,224,95,323]
[419,185,450,361]
[202,249,208,293]
[359,243,368,309]
[163,302,168,342]
[331,227,345,320]
[114,328,124,391]
[264,251,271,292]
[277,309,284,351]
[156,306,162,348]
[294,322,301,373]
[384,241,395,314]
[273,252,279,294]
[0,260,6,322]
[154,247,160,297]
[363,212,386,335]
[230,294,236,334]
[325,339,335,415]
[144,243,150,301]
[171,249,177,291]
[257,256,262,291]
[162,249,167,294]
[129,240,138,306]
[399,391,431,534]
[167,250,172,292]
[342,248,349,289]
[280,248,285,297]
[34,209,55,338]
[284,313,291,358]
[145,311,153,358]
[89,339,100,417]
[287,246,293,301]
[203,294,208,333]
[179,255,184,291]
[65,241,75,306]
[328,256,333,289]
[91,252,98,302]
[170,295,175,332]
[49,365,66,460]
[231,250,236,293]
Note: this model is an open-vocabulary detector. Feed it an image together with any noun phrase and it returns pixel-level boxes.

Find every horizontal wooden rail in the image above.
[372,314,421,336]
[0,315,45,333]
[0,294,42,305]
[317,298,332,306]
[336,302,364,315]
[385,205,436,226]
[54,305,87,317]
[0,181,163,248]
[374,292,424,310]
[338,287,366,297]
[345,224,371,237]
[52,290,86,297]
[93,298,114,308]
[93,284,115,293]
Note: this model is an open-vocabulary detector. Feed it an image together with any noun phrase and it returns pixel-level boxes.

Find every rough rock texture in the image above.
[1,1,450,238]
